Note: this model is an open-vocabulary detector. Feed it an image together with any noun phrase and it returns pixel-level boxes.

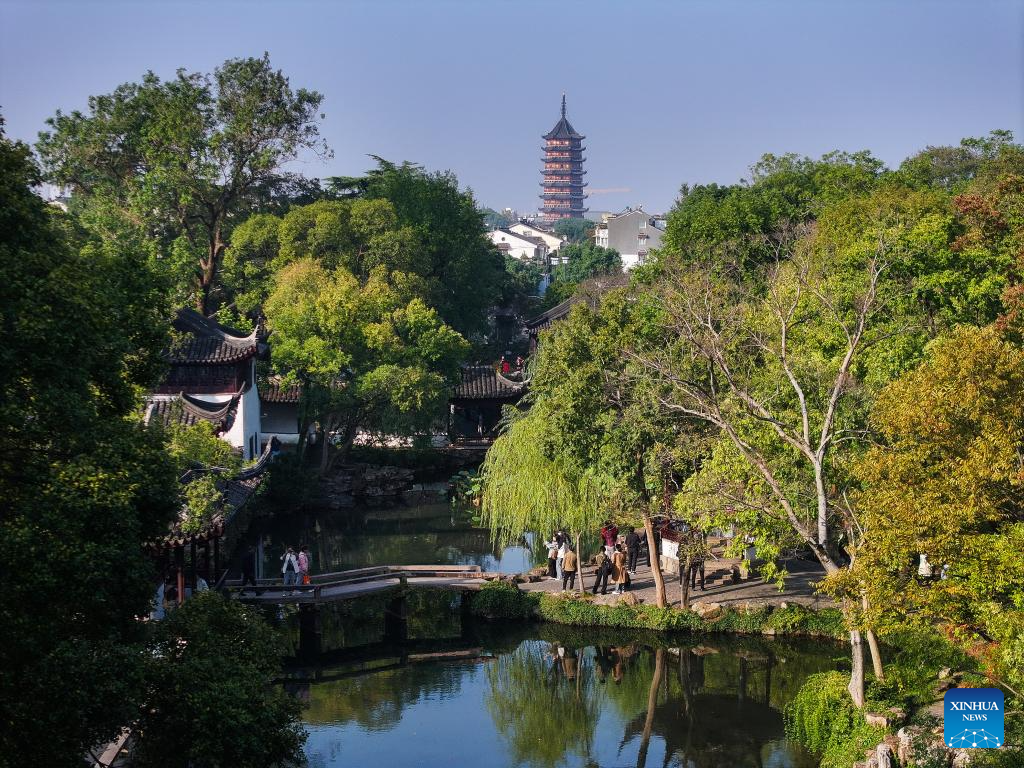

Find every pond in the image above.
[244,501,537,577]
[285,623,842,768]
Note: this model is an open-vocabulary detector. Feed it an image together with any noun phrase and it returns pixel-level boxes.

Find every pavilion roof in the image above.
[258,375,302,404]
[452,365,526,401]
[145,392,240,434]
[166,308,261,365]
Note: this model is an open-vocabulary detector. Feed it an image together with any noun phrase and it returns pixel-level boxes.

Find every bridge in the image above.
[225,564,501,605]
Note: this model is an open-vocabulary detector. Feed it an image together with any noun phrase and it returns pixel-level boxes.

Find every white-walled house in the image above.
[509,221,565,254]
[594,207,666,270]
[489,228,549,261]
[145,309,265,460]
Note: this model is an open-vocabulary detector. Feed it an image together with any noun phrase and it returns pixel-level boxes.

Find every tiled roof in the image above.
[452,366,526,401]
[166,308,260,365]
[259,376,302,404]
[159,442,275,548]
[525,296,581,332]
[146,393,239,434]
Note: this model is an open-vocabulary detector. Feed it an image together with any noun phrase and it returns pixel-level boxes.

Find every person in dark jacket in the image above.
[625,527,641,574]
[592,550,611,595]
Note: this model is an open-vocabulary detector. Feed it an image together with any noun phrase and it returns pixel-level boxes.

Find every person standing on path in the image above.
[592,549,611,595]
[281,546,299,595]
[689,532,707,591]
[544,536,559,579]
[297,545,311,588]
[561,545,578,591]
[625,527,641,575]
[556,539,568,582]
[611,544,627,594]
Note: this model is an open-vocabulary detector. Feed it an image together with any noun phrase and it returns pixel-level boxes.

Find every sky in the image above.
[2,0,1023,216]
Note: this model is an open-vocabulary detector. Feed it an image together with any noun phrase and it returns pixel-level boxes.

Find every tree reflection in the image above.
[486,640,601,767]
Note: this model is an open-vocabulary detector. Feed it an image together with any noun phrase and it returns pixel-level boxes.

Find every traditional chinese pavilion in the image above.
[540,95,588,223]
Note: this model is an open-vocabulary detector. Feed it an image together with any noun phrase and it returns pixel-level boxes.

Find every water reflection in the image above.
[245,502,537,575]
[297,625,834,768]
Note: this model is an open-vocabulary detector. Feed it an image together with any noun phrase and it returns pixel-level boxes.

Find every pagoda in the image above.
[540,95,587,223]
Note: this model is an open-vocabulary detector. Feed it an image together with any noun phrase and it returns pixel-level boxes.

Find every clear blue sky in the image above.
[2,0,1022,215]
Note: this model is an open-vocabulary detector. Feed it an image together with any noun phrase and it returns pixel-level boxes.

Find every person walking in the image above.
[591,549,611,595]
[561,545,578,591]
[281,546,299,595]
[544,536,559,579]
[625,526,641,575]
[611,544,627,594]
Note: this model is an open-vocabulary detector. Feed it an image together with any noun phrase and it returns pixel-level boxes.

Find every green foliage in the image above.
[37,54,326,313]
[162,417,243,475]
[0,123,178,763]
[264,258,469,462]
[551,241,622,284]
[785,671,885,768]
[470,581,539,620]
[553,216,594,243]
[331,158,506,335]
[135,593,306,768]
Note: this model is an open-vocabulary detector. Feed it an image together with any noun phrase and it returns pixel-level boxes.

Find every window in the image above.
[639,219,646,231]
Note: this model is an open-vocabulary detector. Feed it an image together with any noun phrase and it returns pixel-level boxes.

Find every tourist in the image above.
[556,538,567,581]
[611,544,627,594]
[298,545,311,587]
[625,526,641,575]
[281,546,299,594]
[592,549,611,595]
[544,536,559,579]
[600,520,619,555]
[515,355,524,371]
[241,544,261,596]
[561,544,578,591]
[500,356,511,375]
[689,531,706,591]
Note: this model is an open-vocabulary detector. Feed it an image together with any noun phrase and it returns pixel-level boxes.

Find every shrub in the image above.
[785,671,885,768]
[470,581,538,620]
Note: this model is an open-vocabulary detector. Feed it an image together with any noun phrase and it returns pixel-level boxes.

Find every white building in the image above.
[594,207,666,270]
[509,221,565,254]
[145,309,265,460]
[489,227,549,261]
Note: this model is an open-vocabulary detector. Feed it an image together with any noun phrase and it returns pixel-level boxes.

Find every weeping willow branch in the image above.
[480,409,605,549]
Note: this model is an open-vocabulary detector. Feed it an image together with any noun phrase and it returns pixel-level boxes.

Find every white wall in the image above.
[489,230,545,260]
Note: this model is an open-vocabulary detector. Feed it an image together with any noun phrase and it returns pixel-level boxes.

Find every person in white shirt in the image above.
[281,546,299,594]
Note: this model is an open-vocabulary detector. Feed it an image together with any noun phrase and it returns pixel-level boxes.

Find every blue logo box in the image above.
[944,688,1004,748]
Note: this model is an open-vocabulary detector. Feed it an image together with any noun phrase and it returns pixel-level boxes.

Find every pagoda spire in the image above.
[561,93,566,119]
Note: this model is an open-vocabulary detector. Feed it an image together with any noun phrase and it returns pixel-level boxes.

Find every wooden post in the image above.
[384,592,408,644]
[189,540,198,594]
[204,540,212,585]
[213,536,221,585]
[175,546,185,607]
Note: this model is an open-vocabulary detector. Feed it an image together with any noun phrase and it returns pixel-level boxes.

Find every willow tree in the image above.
[480,408,602,592]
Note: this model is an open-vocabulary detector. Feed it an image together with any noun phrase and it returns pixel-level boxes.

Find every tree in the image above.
[553,217,594,243]
[329,159,505,336]
[480,206,514,229]
[37,54,327,313]
[840,326,1024,702]
[552,242,622,284]
[134,592,306,768]
[0,121,179,763]
[264,259,469,471]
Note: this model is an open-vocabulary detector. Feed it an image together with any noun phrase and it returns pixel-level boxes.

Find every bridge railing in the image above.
[223,564,494,602]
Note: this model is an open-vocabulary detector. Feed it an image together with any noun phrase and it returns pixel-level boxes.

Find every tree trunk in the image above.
[642,512,667,608]
[636,647,665,768]
[848,629,866,708]
[866,629,884,681]
[680,551,693,609]
[575,533,586,593]
[862,595,885,681]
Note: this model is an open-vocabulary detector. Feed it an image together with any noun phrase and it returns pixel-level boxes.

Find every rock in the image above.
[885,708,906,727]
[876,742,894,768]
[691,601,724,620]
[779,601,789,609]
[939,667,953,679]
[936,679,955,693]
[951,748,972,767]
[528,566,549,578]
[896,726,918,765]
[618,592,640,607]
[864,756,879,768]
[865,712,889,729]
